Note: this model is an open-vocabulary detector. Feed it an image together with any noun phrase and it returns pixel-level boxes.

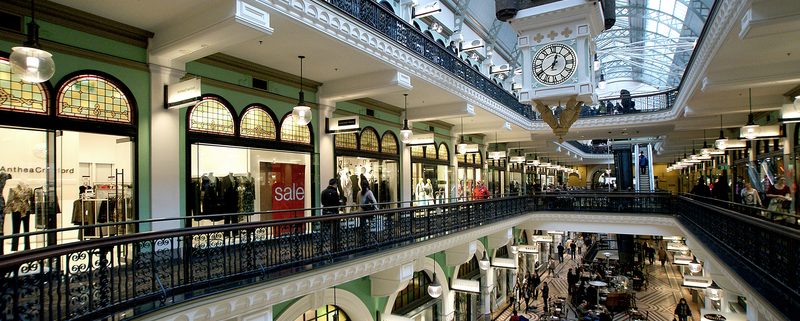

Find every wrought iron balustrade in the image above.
[677,196,799,320]
[532,89,678,120]
[529,192,674,213]
[0,197,527,321]
[683,193,800,229]
[321,0,534,120]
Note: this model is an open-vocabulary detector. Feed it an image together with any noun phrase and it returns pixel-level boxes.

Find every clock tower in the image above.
[509,0,606,105]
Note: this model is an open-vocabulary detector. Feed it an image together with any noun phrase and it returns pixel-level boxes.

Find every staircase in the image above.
[639,174,651,191]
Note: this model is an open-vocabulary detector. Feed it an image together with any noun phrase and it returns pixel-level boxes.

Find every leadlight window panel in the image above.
[294,305,350,321]
[280,114,311,144]
[467,154,475,164]
[476,152,483,165]
[360,128,379,152]
[240,107,276,140]
[0,58,48,114]
[188,98,235,135]
[424,144,436,159]
[438,143,449,161]
[335,132,358,150]
[458,256,480,279]
[393,271,432,313]
[381,132,399,155]
[57,74,132,124]
[411,145,424,158]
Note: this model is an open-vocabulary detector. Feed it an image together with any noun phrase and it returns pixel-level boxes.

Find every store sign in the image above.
[326,116,360,134]
[0,166,75,174]
[509,156,526,163]
[405,133,434,146]
[462,144,480,153]
[165,78,201,109]
[530,235,553,242]
[272,163,306,235]
[517,244,538,253]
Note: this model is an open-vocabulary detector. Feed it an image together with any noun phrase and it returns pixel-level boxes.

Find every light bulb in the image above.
[715,138,728,150]
[10,46,55,83]
[427,274,442,298]
[292,106,312,126]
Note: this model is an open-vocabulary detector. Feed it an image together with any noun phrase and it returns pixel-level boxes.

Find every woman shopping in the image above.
[765,176,792,222]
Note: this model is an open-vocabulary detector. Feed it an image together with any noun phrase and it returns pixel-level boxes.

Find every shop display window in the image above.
[412,143,453,205]
[336,156,398,211]
[190,144,310,225]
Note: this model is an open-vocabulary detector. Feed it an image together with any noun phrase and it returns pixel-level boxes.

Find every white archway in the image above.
[275,288,373,321]
[383,256,453,320]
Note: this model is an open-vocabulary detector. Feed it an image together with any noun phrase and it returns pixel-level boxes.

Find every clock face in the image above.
[533,43,578,86]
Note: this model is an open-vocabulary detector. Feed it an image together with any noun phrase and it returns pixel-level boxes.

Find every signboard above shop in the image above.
[326,116,360,134]
[165,78,201,109]
[406,133,435,146]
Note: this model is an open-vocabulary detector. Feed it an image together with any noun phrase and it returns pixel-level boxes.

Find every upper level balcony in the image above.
[0,193,797,321]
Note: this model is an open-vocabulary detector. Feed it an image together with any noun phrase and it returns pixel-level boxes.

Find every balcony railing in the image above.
[321,0,535,120]
[2,193,797,321]
[533,89,678,120]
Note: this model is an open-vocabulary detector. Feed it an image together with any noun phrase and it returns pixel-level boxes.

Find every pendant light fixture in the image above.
[478,251,490,271]
[531,150,540,166]
[292,56,312,126]
[457,117,468,155]
[688,256,702,274]
[489,132,503,160]
[715,115,728,150]
[400,93,413,144]
[427,253,443,298]
[593,53,600,71]
[597,74,606,90]
[10,0,55,83]
[741,88,759,140]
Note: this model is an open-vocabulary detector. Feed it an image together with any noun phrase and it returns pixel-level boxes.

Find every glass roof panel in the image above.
[596,0,715,94]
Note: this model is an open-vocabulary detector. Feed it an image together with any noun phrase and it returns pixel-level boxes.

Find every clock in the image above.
[532,43,578,86]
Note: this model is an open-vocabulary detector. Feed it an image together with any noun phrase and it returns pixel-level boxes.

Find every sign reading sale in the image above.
[271,163,305,234]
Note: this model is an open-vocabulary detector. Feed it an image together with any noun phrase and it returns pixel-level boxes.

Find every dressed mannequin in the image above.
[6,182,33,251]
[423,179,433,203]
[0,171,12,239]
[415,178,426,206]
[338,167,351,208]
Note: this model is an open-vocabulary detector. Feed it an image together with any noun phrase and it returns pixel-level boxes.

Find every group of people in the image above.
[321,178,378,215]
[693,173,794,218]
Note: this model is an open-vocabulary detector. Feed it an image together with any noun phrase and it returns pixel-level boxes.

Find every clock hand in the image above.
[548,55,558,71]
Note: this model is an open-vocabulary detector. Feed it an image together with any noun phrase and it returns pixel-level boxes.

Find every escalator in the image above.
[635,144,655,192]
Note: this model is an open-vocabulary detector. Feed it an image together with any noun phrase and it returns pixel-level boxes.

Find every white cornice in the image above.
[251,0,533,130]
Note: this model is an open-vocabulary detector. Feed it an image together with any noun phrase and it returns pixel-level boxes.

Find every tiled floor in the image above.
[492,247,701,321]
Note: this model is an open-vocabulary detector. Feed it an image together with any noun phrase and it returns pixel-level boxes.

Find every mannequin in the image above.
[6,182,33,251]
[415,178,426,206]
[338,167,350,207]
[0,171,12,237]
[424,179,433,203]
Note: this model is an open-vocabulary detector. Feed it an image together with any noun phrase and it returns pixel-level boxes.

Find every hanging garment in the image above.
[71,200,97,226]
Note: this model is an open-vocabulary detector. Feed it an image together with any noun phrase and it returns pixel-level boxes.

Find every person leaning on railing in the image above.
[765,176,791,222]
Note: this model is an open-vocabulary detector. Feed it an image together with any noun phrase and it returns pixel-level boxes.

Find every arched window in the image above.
[360,127,379,152]
[57,74,132,124]
[188,97,235,135]
[280,114,312,145]
[424,144,436,159]
[240,105,277,140]
[411,145,424,158]
[393,271,433,314]
[438,143,449,161]
[335,132,358,150]
[294,305,350,321]
[458,256,480,279]
[476,152,483,165]
[0,57,48,114]
[381,131,399,155]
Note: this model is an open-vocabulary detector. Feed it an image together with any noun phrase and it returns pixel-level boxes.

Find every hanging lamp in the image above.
[427,253,443,298]
[597,74,606,90]
[10,0,55,83]
[741,88,759,140]
[715,115,728,150]
[292,56,312,126]
[400,93,413,144]
[593,53,600,71]
[688,256,702,274]
[457,117,468,155]
[478,251,490,270]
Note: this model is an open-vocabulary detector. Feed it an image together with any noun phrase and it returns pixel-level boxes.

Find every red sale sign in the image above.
[271,163,305,235]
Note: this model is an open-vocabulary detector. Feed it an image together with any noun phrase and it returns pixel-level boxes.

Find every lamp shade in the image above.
[427,273,443,298]
[478,252,490,270]
[292,105,312,126]
[457,142,468,155]
[688,257,702,273]
[742,124,759,140]
[400,128,413,144]
[10,46,54,83]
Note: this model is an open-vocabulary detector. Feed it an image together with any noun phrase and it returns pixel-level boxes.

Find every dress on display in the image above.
[190,173,256,222]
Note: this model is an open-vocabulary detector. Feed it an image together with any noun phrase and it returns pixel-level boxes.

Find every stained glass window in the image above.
[280,114,311,144]
[294,305,350,321]
[476,152,483,165]
[381,132,398,155]
[438,143,449,161]
[467,154,475,164]
[335,132,358,150]
[240,106,276,140]
[0,58,48,114]
[424,145,436,159]
[57,74,132,124]
[188,98,235,135]
[411,146,424,158]
[360,128,379,152]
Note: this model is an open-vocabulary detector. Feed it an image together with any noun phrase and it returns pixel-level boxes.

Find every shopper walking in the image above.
[321,178,341,215]
[741,182,762,207]
[639,151,648,174]
[657,247,668,266]
[647,244,656,265]
[570,241,577,260]
[674,298,692,321]
[567,268,578,295]
[557,243,565,263]
[541,282,550,312]
[359,181,378,244]
[548,258,557,277]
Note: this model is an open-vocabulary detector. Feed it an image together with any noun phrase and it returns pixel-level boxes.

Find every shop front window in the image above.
[334,128,398,211]
[412,143,452,205]
[0,67,138,253]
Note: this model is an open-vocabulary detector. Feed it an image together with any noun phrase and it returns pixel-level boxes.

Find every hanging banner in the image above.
[272,163,306,235]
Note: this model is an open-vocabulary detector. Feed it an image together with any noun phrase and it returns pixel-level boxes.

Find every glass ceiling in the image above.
[595,0,716,94]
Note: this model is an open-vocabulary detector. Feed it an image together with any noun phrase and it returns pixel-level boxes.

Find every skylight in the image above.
[595,0,715,95]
